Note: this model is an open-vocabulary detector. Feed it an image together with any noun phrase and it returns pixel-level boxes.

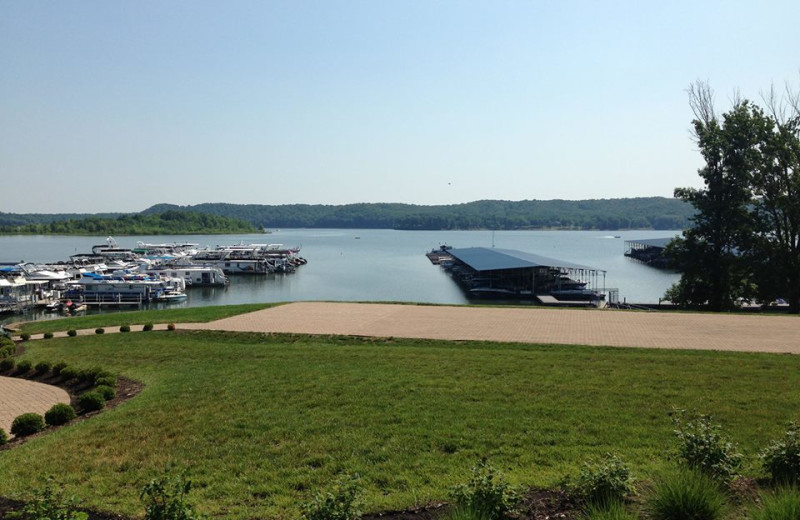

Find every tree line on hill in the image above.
[0,211,258,235]
[665,81,800,313]
[139,197,693,230]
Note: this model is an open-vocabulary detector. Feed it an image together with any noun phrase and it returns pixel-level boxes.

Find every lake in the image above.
[0,229,680,323]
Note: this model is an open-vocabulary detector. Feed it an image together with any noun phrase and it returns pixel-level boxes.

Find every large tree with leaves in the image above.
[666,84,759,311]
[667,81,800,312]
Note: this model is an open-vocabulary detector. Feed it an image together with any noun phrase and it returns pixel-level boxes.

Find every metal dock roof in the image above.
[447,247,600,272]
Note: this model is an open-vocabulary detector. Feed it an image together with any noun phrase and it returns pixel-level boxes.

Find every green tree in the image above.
[666,83,758,310]
[748,91,800,312]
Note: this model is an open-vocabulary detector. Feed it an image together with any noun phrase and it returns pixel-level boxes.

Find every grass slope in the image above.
[15,303,278,335]
[1,331,798,519]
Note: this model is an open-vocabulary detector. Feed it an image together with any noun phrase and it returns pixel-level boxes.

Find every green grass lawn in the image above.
[1,331,799,519]
[14,303,279,335]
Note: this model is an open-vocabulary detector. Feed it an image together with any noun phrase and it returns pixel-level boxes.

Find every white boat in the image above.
[64,272,185,306]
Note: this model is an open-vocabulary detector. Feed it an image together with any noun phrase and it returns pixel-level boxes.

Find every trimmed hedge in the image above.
[0,358,14,372]
[95,328,105,335]
[34,361,52,375]
[77,391,106,413]
[11,413,45,437]
[59,366,79,382]
[44,403,77,426]
[20,333,31,341]
[43,332,54,339]
[95,384,116,401]
[15,359,32,374]
[52,361,68,376]
[143,323,154,332]
[0,428,7,445]
[67,329,77,337]
[120,325,131,333]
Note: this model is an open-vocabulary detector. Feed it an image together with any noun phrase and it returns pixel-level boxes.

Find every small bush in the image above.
[11,412,45,437]
[749,487,800,520]
[77,366,105,385]
[120,325,131,333]
[761,422,800,484]
[77,391,106,413]
[95,375,117,388]
[20,476,89,520]
[0,345,14,358]
[16,359,32,374]
[0,357,14,372]
[45,403,77,426]
[35,361,53,375]
[647,468,726,520]
[672,410,742,482]
[43,331,54,339]
[95,384,116,401]
[0,335,13,347]
[167,323,176,331]
[143,323,154,332]
[564,453,635,507]
[450,459,519,520]
[52,361,68,376]
[60,366,79,382]
[302,473,363,520]
[0,428,8,445]
[95,327,105,335]
[20,332,31,341]
[583,500,639,520]
[67,329,77,337]
[141,469,203,520]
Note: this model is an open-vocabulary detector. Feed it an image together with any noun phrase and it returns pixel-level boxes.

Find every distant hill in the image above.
[0,210,258,235]
[141,198,694,230]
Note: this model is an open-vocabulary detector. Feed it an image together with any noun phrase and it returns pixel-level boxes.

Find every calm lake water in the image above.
[0,229,680,324]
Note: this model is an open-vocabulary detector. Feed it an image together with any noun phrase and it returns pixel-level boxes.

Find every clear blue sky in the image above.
[1,1,798,213]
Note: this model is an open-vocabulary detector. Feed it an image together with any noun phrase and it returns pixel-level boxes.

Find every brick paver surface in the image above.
[184,302,800,353]
[0,376,70,434]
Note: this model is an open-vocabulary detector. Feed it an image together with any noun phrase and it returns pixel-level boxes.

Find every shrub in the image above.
[35,361,53,375]
[95,384,116,401]
[141,469,203,520]
[0,357,14,372]
[120,325,131,333]
[60,366,79,382]
[749,487,800,520]
[301,473,363,520]
[53,361,68,376]
[11,412,46,436]
[45,403,77,426]
[672,410,742,482]
[67,329,77,337]
[78,366,105,385]
[450,459,519,520]
[20,332,31,341]
[43,331,54,339]
[20,476,88,520]
[16,359,32,374]
[583,500,639,520]
[95,327,105,335]
[647,468,726,520]
[761,422,800,484]
[0,428,7,445]
[0,345,14,358]
[77,391,106,413]
[143,323,154,332]
[564,453,635,507]
[0,335,13,347]
[167,323,176,331]
[95,375,117,388]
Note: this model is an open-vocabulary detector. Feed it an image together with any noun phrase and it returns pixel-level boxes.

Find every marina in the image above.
[0,229,681,325]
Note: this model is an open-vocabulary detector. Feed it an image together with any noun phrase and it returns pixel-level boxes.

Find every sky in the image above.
[1,1,799,214]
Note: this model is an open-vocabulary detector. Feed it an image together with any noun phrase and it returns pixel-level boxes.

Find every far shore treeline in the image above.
[0,210,258,235]
[0,197,694,233]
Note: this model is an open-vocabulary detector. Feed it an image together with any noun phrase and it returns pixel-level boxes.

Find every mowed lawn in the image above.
[1,330,799,519]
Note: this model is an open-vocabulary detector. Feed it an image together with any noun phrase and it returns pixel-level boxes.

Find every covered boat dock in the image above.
[624,237,674,269]
[443,247,607,306]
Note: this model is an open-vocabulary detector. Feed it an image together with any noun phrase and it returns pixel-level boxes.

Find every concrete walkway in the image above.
[0,376,70,434]
[181,302,800,354]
